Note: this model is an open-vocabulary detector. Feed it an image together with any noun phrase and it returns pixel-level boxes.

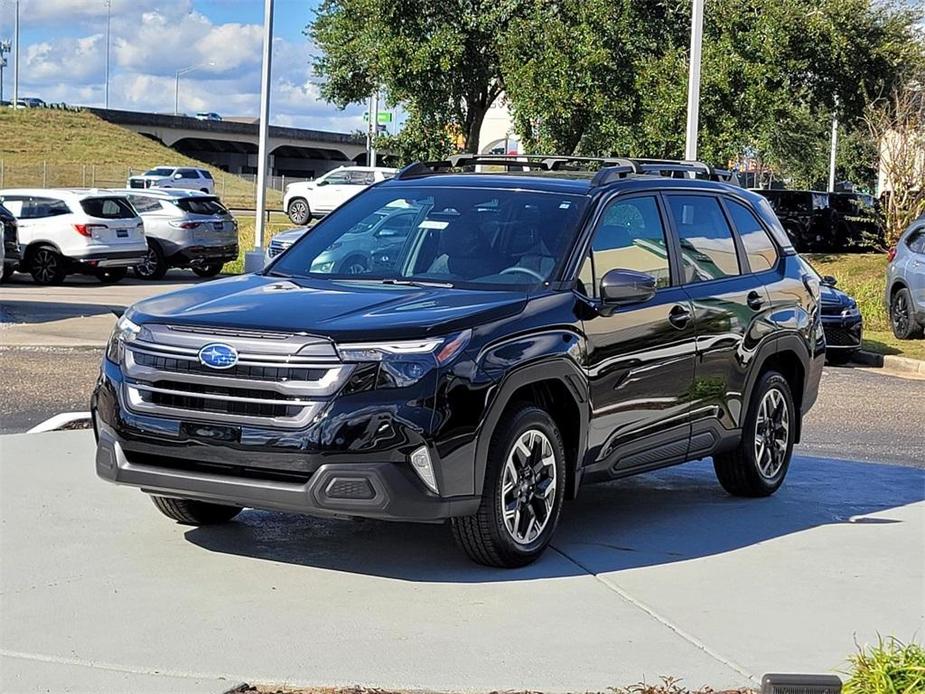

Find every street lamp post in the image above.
[684,0,705,161]
[0,41,10,103]
[174,61,214,116]
[104,0,111,109]
[244,0,274,272]
[12,0,19,108]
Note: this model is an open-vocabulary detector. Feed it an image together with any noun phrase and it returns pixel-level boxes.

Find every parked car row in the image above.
[752,189,884,253]
[0,187,237,285]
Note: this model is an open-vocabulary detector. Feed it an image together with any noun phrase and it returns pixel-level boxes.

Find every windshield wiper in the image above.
[264,270,294,278]
[379,278,455,289]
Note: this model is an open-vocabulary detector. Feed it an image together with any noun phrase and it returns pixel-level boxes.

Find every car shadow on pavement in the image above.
[0,299,124,324]
[183,455,925,583]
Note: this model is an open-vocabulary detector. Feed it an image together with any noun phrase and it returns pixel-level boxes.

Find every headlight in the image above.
[311,260,336,273]
[337,330,471,388]
[842,301,860,318]
[106,314,145,363]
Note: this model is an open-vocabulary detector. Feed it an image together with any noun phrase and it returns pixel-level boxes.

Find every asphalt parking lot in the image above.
[1,273,924,693]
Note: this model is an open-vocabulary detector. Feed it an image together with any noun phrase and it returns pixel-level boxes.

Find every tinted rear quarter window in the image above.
[907,229,925,254]
[128,196,164,213]
[81,197,137,219]
[666,195,740,283]
[725,199,778,272]
[201,170,214,180]
[174,197,228,215]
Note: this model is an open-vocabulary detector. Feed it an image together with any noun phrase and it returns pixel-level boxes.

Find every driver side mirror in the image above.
[600,268,657,306]
[822,274,837,287]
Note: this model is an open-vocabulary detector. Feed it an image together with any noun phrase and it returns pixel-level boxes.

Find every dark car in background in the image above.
[753,189,883,252]
[818,276,863,364]
[0,203,21,281]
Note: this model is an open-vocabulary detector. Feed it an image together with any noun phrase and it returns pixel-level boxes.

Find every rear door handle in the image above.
[668,304,691,330]
[747,290,764,310]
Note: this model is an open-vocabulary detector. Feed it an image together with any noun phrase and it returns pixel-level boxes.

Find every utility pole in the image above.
[245,0,274,272]
[684,0,704,161]
[104,0,112,108]
[12,0,19,107]
[0,40,10,103]
[370,89,379,167]
[828,97,839,192]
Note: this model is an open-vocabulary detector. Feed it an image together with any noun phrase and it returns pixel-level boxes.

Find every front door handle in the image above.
[668,304,691,330]
[747,290,764,310]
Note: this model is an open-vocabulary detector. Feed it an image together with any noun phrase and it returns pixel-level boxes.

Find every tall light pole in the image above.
[684,0,705,161]
[104,0,111,109]
[174,61,214,115]
[0,41,10,103]
[245,0,274,271]
[12,0,19,107]
[828,97,839,192]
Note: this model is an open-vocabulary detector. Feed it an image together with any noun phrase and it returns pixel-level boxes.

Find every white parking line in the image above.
[27,411,92,434]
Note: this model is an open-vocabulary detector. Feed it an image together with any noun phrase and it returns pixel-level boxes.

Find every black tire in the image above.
[825,350,856,366]
[1,264,14,282]
[150,495,242,525]
[29,247,67,285]
[714,370,795,497]
[890,287,924,340]
[133,243,168,280]
[287,197,311,225]
[95,267,127,283]
[200,188,209,193]
[451,404,566,568]
[192,262,223,278]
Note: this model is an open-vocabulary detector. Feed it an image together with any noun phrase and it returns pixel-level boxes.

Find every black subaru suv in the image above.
[92,156,825,568]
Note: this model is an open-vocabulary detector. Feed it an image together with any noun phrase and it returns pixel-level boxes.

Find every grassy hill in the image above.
[0,108,280,210]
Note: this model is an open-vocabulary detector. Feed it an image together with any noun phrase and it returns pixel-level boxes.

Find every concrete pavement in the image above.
[2,430,922,693]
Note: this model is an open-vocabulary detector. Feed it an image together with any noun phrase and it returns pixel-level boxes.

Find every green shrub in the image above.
[843,637,925,694]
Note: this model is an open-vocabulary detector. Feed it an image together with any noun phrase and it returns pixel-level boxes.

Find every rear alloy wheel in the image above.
[714,370,795,497]
[890,288,924,340]
[192,262,224,278]
[95,267,128,284]
[150,496,242,525]
[451,404,566,568]
[29,247,66,285]
[287,198,311,225]
[133,243,168,280]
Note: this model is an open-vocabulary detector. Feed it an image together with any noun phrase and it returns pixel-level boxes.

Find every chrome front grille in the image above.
[121,324,351,428]
[268,239,293,258]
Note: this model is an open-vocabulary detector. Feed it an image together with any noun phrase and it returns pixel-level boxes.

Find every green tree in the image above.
[310,0,527,159]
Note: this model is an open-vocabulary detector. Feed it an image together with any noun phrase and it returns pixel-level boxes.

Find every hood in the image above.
[272,228,309,244]
[128,273,528,341]
[820,283,851,307]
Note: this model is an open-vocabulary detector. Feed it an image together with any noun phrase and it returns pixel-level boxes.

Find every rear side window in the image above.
[128,196,163,213]
[201,170,214,180]
[81,197,137,219]
[174,197,228,215]
[666,195,740,283]
[20,197,71,219]
[587,196,671,289]
[907,229,925,254]
[725,199,778,272]
[177,169,200,179]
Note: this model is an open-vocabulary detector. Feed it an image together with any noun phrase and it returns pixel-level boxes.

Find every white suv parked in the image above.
[283,166,397,225]
[127,167,215,194]
[0,189,147,285]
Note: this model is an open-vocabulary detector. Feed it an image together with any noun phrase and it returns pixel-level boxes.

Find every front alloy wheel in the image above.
[753,388,789,480]
[30,247,66,285]
[452,404,566,568]
[500,430,557,545]
[287,198,311,225]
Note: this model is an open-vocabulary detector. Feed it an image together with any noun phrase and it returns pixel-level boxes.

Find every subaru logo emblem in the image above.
[198,343,238,369]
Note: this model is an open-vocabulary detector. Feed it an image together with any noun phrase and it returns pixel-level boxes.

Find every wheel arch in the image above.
[22,240,64,269]
[742,335,810,443]
[474,358,588,500]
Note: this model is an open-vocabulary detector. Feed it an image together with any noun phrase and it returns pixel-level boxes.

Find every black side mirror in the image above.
[600,268,658,306]
[822,274,837,287]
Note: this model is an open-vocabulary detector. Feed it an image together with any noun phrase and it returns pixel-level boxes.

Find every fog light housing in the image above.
[409,446,438,495]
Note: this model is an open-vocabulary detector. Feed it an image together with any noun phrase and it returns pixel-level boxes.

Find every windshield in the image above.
[145,168,175,177]
[173,197,228,215]
[269,186,588,289]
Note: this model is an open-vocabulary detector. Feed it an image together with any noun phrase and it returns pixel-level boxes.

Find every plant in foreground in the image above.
[843,636,925,694]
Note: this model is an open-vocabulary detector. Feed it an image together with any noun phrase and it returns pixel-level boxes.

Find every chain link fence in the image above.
[0,162,303,210]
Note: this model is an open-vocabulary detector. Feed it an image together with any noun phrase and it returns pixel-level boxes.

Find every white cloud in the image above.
[9,1,368,133]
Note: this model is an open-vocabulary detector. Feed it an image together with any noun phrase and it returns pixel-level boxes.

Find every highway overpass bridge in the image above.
[88,108,369,178]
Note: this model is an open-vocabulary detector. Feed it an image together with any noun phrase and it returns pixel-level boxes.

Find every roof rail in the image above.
[394,154,740,186]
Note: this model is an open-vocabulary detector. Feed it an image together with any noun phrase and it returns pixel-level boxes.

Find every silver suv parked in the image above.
[887,214,925,339]
[118,189,238,280]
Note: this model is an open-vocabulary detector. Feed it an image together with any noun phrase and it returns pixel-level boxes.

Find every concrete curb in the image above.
[27,412,92,434]
[852,350,925,376]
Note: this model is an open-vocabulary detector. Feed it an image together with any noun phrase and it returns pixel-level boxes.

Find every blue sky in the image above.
[0,0,374,133]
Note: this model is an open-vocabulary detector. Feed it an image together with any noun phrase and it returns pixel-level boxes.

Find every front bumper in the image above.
[92,357,479,522]
[821,313,863,350]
